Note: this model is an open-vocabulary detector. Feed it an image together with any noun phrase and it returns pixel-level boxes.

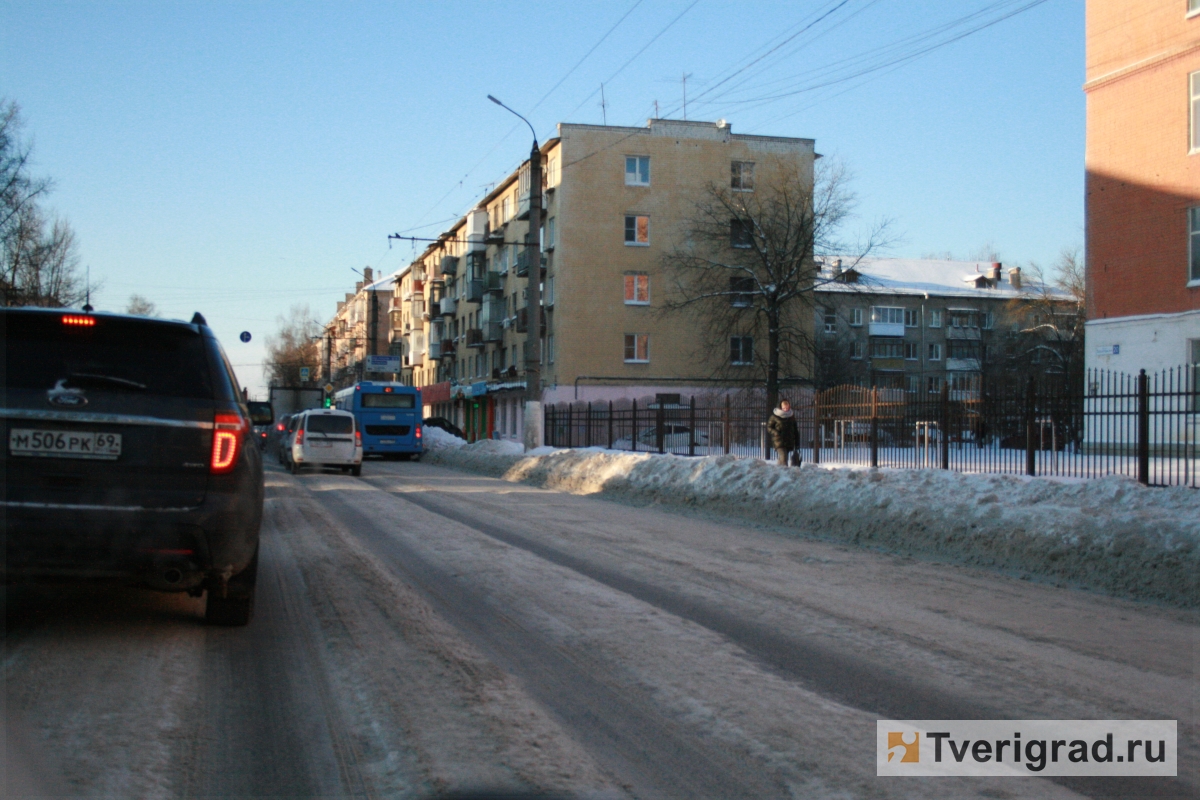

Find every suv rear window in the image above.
[306,415,353,434]
[1,312,214,399]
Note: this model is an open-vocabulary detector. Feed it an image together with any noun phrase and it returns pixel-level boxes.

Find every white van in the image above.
[289,409,363,475]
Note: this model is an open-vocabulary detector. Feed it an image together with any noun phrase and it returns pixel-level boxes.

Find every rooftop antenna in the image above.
[600,83,607,126]
[82,265,93,312]
[654,99,659,118]
[682,72,693,120]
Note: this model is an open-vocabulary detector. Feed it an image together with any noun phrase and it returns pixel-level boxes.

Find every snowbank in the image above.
[422,441,1200,607]
[421,425,467,450]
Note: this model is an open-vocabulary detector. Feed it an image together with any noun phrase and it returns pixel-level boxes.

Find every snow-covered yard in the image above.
[420,427,1199,607]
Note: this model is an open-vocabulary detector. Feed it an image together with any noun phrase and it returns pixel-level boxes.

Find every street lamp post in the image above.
[488,95,544,450]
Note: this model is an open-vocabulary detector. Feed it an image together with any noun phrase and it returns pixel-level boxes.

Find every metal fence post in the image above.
[812,394,821,464]
[655,402,665,454]
[586,401,592,448]
[631,399,637,452]
[1025,375,1036,477]
[1137,369,1149,485]
[608,400,614,449]
[940,381,950,470]
[723,395,731,455]
[546,405,553,447]
[688,395,696,456]
[567,403,573,448]
[870,387,879,468]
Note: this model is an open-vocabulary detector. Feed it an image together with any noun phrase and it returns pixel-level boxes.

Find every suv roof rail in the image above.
[191,312,208,326]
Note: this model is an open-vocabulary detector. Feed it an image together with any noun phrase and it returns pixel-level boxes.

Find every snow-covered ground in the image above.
[423,436,1200,606]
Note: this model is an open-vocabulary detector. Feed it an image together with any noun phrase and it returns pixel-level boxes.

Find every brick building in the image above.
[1084,0,1200,373]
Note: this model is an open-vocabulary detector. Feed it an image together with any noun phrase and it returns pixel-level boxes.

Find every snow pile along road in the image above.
[422,442,1200,607]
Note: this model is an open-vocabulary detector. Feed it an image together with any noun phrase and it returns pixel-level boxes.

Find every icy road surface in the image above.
[3,460,1196,799]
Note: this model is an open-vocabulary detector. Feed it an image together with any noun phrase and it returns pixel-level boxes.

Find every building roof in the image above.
[815,257,1068,301]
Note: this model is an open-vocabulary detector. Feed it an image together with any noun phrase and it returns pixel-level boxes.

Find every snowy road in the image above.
[3,460,1196,799]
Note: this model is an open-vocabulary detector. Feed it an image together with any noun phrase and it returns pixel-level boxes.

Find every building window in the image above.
[928,309,942,328]
[730,219,753,248]
[928,343,942,361]
[730,336,753,365]
[1191,207,1200,282]
[730,276,754,307]
[906,374,920,394]
[927,375,943,394]
[870,338,905,359]
[731,161,755,191]
[1192,0,1200,14]
[824,308,837,334]
[904,342,919,360]
[545,216,556,249]
[850,308,863,326]
[547,334,555,364]
[904,309,919,327]
[982,311,994,329]
[1193,72,1200,152]
[625,215,649,245]
[625,156,650,186]
[949,310,978,328]
[624,273,650,304]
[546,156,559,188]
[870,306,905,325]
[501,196,510,223]
[948,340,981,360]
[546,275,555,306]
[850,340,864,360]
[624,333,649,363]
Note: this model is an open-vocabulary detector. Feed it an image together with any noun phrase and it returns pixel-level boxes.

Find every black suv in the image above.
[1,308,265,625]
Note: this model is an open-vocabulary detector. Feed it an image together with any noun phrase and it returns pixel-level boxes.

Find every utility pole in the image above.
[488,95,543,450]
[600,83,607,125]
[682,72,693,120]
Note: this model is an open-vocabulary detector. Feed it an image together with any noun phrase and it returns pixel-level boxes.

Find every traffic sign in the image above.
[239,331,251,343]
[324,383,334,394]
[299,367,310,381]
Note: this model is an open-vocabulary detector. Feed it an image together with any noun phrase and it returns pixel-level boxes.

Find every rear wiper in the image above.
[68,372,148,390]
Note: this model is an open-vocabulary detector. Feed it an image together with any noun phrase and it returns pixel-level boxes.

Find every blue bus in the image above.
[333,382,423,460]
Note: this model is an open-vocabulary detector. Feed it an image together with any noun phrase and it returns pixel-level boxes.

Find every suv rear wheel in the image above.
[205,549,258,626]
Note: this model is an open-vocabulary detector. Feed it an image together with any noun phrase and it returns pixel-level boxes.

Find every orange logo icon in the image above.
[887,731,920,763]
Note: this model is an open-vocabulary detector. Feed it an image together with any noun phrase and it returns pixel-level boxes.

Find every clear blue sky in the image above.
[1,0,1083,397]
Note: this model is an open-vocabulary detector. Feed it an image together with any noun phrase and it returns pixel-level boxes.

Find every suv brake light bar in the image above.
[211,411,247,474]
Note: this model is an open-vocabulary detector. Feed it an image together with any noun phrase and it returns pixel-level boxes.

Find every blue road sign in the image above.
[239,331,251,343]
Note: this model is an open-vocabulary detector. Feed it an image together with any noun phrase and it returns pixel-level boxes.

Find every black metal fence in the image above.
[543,366,1199,487]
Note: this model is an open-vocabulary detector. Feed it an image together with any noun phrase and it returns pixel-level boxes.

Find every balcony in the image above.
[440,296,457,316]
[484,229,504,246]
[428,341,441,360]
[483,271,504,293]
[514,250,547,277]
[868,322,905,337]
[439,339,457,358]
[440,255,458,276]
[464,279,484,304]
[429,300,440,317]
[515,307,546,335]
[483,321,503,343]
[465,328,484,348]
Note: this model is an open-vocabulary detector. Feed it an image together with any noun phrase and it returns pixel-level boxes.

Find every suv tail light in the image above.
[211,412,248,474]
[355,429,362,447]
[295,429,304,445]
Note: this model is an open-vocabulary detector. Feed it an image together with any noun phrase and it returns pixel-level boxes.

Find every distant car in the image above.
[279,414,300,467]
[268,413,293,459]
[1,308,264,626]
[289,408,363,476]
[248,401,273,450]
[422,416,465,440]
[613,425,709,451]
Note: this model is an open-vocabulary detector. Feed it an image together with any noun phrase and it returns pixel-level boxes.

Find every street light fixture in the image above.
[487,95,544,450]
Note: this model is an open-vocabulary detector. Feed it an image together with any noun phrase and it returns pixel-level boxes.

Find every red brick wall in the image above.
[1085,0,1200,320]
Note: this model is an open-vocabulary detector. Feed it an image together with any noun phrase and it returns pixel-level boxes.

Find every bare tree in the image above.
[661,156,891,409]
[264,305,322,387]
[991,247,1085,390]
[1,100,86,307]
[125,294,159,316]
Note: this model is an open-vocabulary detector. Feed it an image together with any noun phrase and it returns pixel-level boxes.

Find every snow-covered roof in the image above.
[815,257,1066,300]
[364,271,401,293]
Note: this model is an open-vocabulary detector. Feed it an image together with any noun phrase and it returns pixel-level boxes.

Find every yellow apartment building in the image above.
[387,119,817,441]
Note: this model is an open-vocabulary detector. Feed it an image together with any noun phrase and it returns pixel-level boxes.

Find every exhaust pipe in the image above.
[163,568,183,585]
